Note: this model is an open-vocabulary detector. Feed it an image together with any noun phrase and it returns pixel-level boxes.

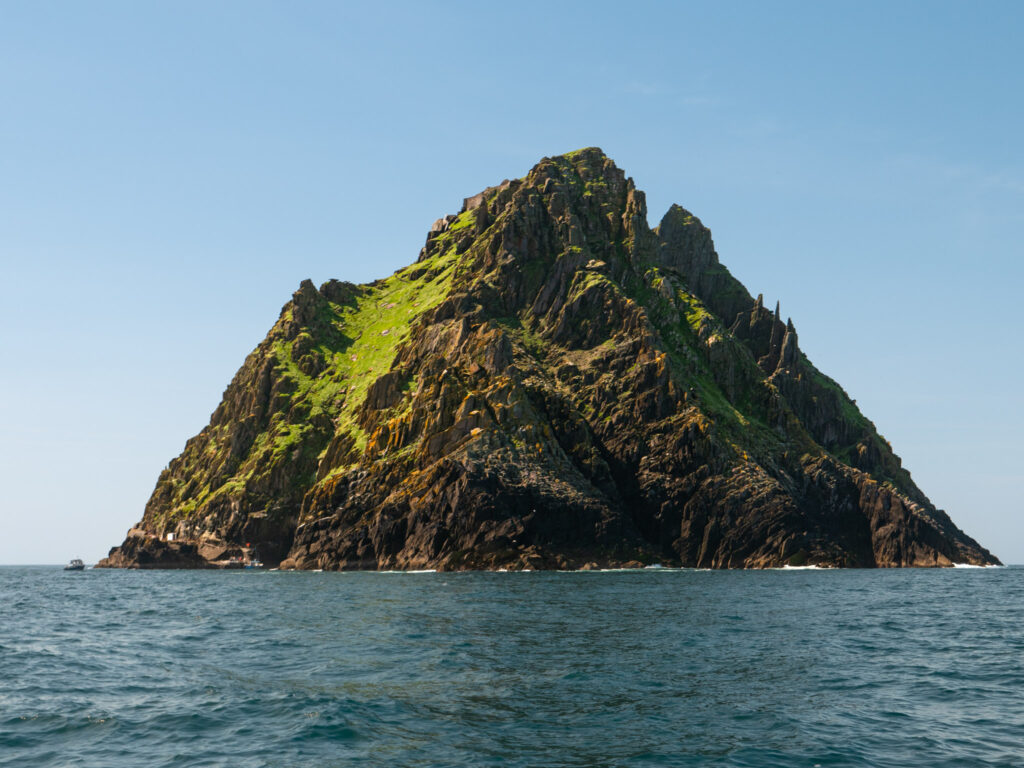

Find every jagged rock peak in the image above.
[656,204,751,323]
[446,147,633,222]
[419,147,635,264]
[97,147,1000,572]
[657,205,716,268]
[522,147,638,221]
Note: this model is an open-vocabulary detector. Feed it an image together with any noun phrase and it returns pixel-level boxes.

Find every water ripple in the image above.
[1,566,1023,766]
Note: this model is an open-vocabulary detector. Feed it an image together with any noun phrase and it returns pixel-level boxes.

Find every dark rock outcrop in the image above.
[98,148,998,570]
[99,530,213,569]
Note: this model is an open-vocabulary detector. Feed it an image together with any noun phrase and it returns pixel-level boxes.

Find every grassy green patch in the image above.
[446,209,477,233]
[160,242,462,524]
[279,245,460,456]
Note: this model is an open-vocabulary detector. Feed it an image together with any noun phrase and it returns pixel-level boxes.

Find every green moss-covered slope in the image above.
[99,148,998,570]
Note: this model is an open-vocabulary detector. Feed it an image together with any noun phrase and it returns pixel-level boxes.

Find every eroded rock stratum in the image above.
[99,149,998,570]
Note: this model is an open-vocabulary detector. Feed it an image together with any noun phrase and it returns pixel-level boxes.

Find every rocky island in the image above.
[99,148,998,570]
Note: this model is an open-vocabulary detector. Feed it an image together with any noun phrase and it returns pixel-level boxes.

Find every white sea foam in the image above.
[595,567,676,572]
[952,562,1004,569]
[568,567,707,573]
[778,564,829,570]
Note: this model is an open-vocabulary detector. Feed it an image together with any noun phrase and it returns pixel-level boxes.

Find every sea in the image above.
[1,565,1022,768]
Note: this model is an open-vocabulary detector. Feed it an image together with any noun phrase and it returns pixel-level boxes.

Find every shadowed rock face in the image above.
[98,148,999,570]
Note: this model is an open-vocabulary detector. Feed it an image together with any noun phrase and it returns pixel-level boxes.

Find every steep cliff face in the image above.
[99,148,998,570]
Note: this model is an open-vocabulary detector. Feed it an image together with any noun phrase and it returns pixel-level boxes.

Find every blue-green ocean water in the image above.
[2,566,1022,767]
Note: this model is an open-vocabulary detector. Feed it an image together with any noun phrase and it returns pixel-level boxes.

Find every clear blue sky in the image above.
[1,1,1021,564]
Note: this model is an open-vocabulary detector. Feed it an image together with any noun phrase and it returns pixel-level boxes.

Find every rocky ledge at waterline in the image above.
[99,149,998,571]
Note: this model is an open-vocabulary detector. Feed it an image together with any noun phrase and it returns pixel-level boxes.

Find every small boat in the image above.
[244,559,264,569]
[64,558,85,571]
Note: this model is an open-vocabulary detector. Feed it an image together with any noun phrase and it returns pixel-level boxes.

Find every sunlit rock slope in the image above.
[99,149,998,570]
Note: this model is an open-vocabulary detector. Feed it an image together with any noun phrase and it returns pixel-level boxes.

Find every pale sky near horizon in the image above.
[1,1,1021,564]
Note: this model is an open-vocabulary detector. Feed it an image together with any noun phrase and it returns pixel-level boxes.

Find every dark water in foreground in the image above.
[2,566,1023,767]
